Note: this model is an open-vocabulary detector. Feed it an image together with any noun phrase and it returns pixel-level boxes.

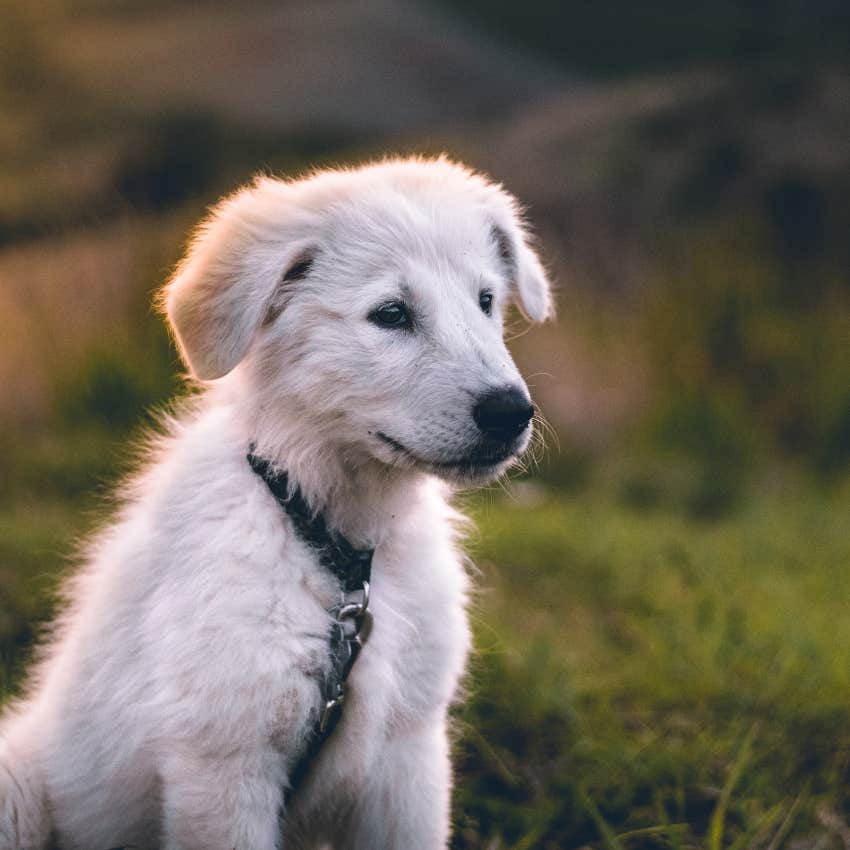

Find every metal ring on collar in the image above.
[337,580,370,620]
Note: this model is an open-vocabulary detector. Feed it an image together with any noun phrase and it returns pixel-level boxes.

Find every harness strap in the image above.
[246,449,374,804]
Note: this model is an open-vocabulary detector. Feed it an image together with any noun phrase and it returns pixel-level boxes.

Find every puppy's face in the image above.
[164,159,553,485]
[267,204,539,484]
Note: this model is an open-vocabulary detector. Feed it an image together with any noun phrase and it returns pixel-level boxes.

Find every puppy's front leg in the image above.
[343,717,452,850]
[161,746,286,850]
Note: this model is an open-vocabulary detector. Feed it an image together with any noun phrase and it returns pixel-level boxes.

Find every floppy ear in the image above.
[162,185,314,380]
[491,222,554,322]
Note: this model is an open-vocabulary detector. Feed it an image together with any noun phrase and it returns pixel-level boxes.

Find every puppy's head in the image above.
[163,157,553,485]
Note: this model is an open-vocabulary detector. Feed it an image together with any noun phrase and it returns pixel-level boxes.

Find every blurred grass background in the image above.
[1,1,850,847]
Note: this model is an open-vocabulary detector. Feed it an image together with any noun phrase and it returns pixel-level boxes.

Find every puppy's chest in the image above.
[348,540,470,724]
[250,513,469,743]
[284,533,469,728]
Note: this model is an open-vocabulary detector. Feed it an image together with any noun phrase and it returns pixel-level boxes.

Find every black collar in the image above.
[247,447,375,804]
[246,450,373,593]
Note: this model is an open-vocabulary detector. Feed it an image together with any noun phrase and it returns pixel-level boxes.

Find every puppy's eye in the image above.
[370,301,412,330]
[479,290,493,316]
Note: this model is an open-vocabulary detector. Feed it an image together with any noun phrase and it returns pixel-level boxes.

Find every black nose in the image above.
[473,386,535,442]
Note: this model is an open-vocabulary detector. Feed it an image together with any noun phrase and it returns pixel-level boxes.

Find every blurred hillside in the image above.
[2,0,849,482]
[2,2,850,848]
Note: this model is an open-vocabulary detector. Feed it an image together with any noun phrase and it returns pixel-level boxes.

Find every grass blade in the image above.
[578,784,625,850]
[709,723,759,850]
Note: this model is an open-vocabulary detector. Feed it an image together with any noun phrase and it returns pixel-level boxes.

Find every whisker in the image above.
[534,410,561,454]
[504,318,535,343]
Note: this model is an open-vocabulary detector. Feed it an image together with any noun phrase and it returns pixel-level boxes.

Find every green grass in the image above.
[451,482,850,849]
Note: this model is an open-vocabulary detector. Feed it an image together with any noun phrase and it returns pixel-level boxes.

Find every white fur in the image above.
[0,157,552,850]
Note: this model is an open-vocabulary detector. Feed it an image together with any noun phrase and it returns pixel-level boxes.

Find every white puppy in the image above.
[0,157,552,850]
